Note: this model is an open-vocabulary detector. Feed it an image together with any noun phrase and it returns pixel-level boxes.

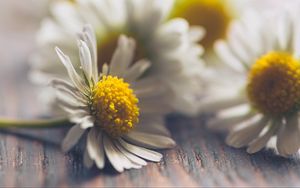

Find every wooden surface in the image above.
[2,1,300,187]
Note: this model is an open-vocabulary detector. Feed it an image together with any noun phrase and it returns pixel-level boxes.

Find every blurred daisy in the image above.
[169,0,234,51]
[200,8,300,156]
[54,26,176,172]
[30,0,204,116]
[168,0,292,54]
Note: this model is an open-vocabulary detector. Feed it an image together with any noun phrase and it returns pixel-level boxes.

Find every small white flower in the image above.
[200,7,300,156]
[169,0,235,51]
[30,0,204,116]
[168,0,292,54]
[53,26,176,172]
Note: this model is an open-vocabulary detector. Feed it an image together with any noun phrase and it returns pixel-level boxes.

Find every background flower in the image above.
[30,0,204,116]
[200,5,300,156]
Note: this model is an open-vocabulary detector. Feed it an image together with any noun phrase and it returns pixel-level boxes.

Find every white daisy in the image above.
[200,7,300,156]
[53,25,176,172]
[168,0,235,52]
[30,0,204,116]
[168,0,293,54]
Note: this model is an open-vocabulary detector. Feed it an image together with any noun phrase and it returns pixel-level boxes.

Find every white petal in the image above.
[54,85,87,105]
[84,148,94,168]
[125,131,175,149]
[208,113,254,131]
[80,116,95,129]
[135,116,171,136]
[78,40,93,80]
[69,110,90,124]
[153,18,188,52]
[51,79,76,92]
[277,12,294,51]
[226,115,269,148]
[247,120,279,154]
[114,141,147,166]
[109,35,135,77]
[123,60,151,83]
[56,94,88,112]
[81,25,98,81]
[276,115,300,156]
[189,26,205,42]
[101,63,109,76]
[118,138,162,162]
[87,129,105,169]
[55,47,87,92]
[103,135,134,172]
[62,124,85,152]
[214,40,246,73]
[198,95,247,113]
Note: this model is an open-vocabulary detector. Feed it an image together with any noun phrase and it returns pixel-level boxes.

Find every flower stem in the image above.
[0,118,71,128]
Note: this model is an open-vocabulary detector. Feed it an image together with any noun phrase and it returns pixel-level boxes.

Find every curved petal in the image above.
[214,40,246,73]
[62,124,85,152]
[79,25,98,81]
[109,35,135,77]
[208,104,253,130]
[276,115,300,156]
[118,138,162,162]
[87,129,105,169]
[123,60,151,83]
[78,40,93,80]
[55,47,87,93]
[226,115,269,148]
[198,95,247,113]
[114,140,146,167]
[79,116,95,129]
[125,131,175,149]
[83,147,94,168]
[134,116,171,137]
[247,120,279,154]
[103,135,139,172]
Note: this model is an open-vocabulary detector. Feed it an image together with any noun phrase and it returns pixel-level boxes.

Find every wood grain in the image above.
[1,62,300,187]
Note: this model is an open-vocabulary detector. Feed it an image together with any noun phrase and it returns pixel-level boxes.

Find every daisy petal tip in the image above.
[61,143,69,153]
[55,46,63,55]
[115,167,124,173]
[83,24,93,32]
[168,139,176,148]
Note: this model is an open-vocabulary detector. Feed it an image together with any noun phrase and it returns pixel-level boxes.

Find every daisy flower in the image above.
[200,8,300,156]
[30,0,204,116]
[168,0,292,54]
[53,25,176,172]
[168,0,235,51]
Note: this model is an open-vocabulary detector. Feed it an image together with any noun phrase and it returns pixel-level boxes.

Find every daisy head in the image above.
[168,0,234,51]
[53,25,175,172]
[30,0,204,115]
[201,8,300,156]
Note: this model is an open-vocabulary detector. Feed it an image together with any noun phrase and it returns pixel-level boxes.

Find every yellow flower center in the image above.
[247,52,300,116]
[92,75,139,137]
[169,0,232,50]
[97,32,146,72]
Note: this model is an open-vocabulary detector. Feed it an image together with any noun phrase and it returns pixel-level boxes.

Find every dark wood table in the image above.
[1,1,300,186]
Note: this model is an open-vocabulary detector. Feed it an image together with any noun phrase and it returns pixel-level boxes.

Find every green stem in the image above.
[0,118,71,128]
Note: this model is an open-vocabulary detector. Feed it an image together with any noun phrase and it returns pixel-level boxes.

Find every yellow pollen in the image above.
[247,52,300,116]
[169,0,232,50]
[92,75,139,137]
